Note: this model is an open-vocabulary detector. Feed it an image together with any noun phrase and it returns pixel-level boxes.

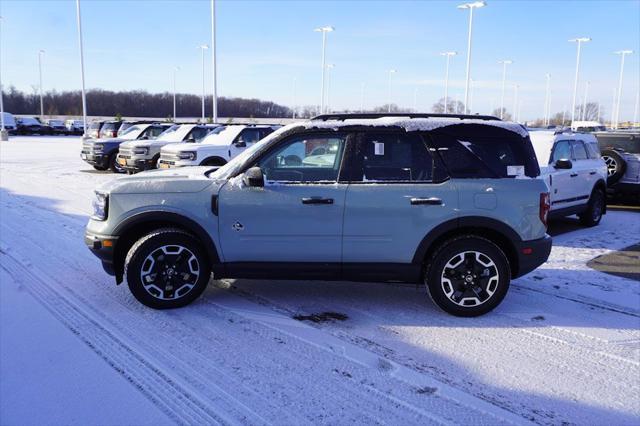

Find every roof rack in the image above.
[311,113,501,122]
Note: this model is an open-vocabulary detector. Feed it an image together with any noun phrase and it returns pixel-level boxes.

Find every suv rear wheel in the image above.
[425,236,510,317]
[124,228,211,309]
[579,188,605,227]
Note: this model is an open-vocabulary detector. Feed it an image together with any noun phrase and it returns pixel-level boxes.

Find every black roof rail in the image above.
[311,113,501,121]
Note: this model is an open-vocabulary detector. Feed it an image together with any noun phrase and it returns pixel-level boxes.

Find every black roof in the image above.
[311,113,501,121]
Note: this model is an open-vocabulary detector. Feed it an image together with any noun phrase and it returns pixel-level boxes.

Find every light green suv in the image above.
[85,113,552,317]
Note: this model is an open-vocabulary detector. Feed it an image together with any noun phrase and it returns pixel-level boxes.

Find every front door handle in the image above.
[410,197,443,206]
[570,173,578,177]
[589,171,596,175]
[302,197,334,205]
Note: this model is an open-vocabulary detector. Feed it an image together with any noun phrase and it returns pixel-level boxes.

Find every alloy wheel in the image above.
[440,251,500,307]
[139,245,200,300]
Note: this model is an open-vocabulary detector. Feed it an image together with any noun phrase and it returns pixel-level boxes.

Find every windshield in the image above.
[211,124,298,180]
[155,125,182,141]
[119,125,144,139]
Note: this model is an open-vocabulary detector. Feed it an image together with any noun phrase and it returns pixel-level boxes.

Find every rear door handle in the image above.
[301,197,334,205]
[410,197,443,206]
[570,173,578,177]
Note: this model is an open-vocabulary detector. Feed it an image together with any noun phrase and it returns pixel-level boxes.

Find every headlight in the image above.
[91,191,109,221]
[93,143,104,153]
[177,151,197,161]
[133,146,149,155]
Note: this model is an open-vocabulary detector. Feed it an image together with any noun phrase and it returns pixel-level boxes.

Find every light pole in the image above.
[38,49,45,117]
[498,59,512,119]
[613,50,633,129]
[210,0,218,123]
[569,37,591,125]
[458,1,486,112]
[360,82,365,113]
[0,15,6,141]
[512,84,519,122]
[325,64,334,113]
[76,0,87,138]
[172,66,180,121]
[197,44,209,121]
[314,26,334,115]
[469,78,474,113]
[387,69,397,113]
[440,51,457,113]
[292,77,297,119]
[633,88,639,127]
[610,87,617,127]
[543,73,551,126]
[581,80,590,121]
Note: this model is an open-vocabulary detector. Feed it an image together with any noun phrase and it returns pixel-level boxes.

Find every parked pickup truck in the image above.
[530,130,607,226]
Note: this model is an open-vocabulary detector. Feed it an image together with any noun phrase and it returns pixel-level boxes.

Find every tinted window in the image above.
[257,134,346,183]
[571,141,588,160]
[357,132,446,182]
[238,128,261,144]
[140,126,166,139]
[429,125,540,178]
[259,128,275,139]
[552,141,571,163]
[188,127,212,142]
[585,142,601,159]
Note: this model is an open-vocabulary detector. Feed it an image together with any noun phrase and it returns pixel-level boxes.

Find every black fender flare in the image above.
[412,216,523,274]
[111,211,220,282]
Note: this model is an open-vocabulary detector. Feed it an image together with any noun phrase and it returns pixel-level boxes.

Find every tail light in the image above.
[539,192,550,228]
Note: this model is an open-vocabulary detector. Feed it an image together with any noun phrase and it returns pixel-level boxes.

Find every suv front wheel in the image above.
[124,228,211,309]
[426,236,511,317]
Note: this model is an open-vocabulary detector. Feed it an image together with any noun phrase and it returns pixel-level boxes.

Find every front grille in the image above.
[118,147,133,158]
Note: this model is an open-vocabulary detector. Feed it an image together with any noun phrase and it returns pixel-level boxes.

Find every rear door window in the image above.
[585,142,601,159]
[354,132,448,182]
[571,141,588,160]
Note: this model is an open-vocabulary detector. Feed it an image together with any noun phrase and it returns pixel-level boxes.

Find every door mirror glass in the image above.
[554,158,572,169]
[242,166,264,187]
[234,139,247,148]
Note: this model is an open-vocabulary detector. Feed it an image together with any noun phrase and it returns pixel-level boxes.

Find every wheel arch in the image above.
[111,211,220,284]
[593,178,607,214]
[412,216,522,278]
[200,156,227,166]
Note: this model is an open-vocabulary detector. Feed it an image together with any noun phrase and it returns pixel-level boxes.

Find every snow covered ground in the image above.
[1,136,639,426]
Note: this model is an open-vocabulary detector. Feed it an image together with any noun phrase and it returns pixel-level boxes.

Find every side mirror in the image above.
[554,159,573,169]
[185,137,196,143]
[242,167,264,187]
[234,140,247,148]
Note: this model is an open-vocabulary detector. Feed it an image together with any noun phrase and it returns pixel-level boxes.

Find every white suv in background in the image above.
[158,124,278,168]
[117,124,220,173]
[530,130,607,226]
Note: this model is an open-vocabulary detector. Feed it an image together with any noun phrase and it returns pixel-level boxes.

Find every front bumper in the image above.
[117,154,157,173]
[85,231,118,276]
[157,159,192,169]
[80,152,108,167]
[514,234,552,278]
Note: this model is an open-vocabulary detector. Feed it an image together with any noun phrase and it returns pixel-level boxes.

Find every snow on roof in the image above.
[303,117,529,138]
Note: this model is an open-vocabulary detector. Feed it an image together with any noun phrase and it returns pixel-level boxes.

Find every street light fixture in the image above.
[197,44,209,121]
[314,26,334,115]
[172,66,180,120]
[387,69,397,113]
[569,37,591,125]
[498,59,512,119]
[38,49,45,117]
[613,49,633,129]
[440,51,457,113]
[458,1,486,112]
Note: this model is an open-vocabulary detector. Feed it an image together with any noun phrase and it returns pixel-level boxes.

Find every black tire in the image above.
[425,236,511,317]
[93,164,108,171]
[601,150,626,185]
[151,154,161,169]
[200,157,227,167]
[124,228,211,309]
[579,188,605,227]
[108,153,125,173]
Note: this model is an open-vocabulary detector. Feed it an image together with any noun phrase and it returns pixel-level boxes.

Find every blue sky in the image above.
[2,0,639,120]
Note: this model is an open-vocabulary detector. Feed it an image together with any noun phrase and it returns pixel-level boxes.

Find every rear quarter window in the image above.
[427,124,540,178]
